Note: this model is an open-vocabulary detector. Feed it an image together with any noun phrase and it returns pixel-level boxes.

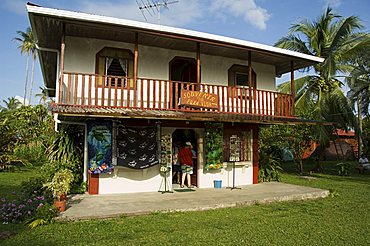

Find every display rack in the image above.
[159,134,173,193]
[227,134,241,190]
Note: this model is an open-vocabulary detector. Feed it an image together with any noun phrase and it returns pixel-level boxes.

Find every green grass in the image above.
[0,167,40,198]
[1,163,370,245]
[0,167,40,238]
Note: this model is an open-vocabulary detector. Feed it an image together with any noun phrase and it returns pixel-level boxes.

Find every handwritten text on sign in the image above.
[180,89,219,109]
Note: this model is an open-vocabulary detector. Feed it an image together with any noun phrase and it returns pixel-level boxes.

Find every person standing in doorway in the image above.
[178,142,194,188]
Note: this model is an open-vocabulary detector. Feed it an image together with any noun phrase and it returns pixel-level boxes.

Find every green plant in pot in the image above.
[44,169,73,212]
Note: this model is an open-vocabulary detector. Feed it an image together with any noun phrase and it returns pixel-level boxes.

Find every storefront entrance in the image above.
[172,129,197,187]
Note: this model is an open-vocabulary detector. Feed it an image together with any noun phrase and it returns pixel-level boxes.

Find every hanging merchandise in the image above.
[223,129,251,162]
[116,125,159,169]
[204,122,224,170]
[160,134,172,166]
[87,122,113,174]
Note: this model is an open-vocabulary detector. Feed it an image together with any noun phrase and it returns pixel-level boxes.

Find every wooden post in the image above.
[197,42,201,89]
[134,33,138,107]
[358,98,362,157]
[252,125,259,184]
[248,51,252,114]
[290,61,295,116]
[59,26,65,103]
[88,173,99,195]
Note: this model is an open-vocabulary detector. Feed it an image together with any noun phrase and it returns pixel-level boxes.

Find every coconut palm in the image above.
[36,86,53,105]
[1,97,22,111]
[346,51,370,116]
[14,27,37,105]
[275,7,369,145]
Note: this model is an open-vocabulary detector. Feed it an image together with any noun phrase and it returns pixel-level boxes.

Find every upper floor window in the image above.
[96,47,134,87]
[228,64,257,88]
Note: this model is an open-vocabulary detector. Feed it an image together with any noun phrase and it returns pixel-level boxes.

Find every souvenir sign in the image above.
[180,89,219,109]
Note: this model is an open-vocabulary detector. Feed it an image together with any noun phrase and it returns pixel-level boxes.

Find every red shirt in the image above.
[178,147,193,166]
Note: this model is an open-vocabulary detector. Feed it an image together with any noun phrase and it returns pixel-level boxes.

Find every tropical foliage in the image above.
[346,49,370,116]
[204,123,224,170]
[1,97,22,111]
[275,7,369,146]
[0,105,53,169]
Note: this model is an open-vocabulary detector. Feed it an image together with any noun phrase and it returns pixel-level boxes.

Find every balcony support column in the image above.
[248,51,252,114]
[58,23,65,104]
[290,61,295,116]
[134,33,139,107]
[197,42,201,89]
[252,125,259,184]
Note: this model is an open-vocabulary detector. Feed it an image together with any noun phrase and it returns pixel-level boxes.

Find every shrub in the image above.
[44,169,74,201]
[14,143,47,166]
[21,177,53,204]
[27,203,58,228]
[258,152,283,182]
[1,193,47,224]
[335,162,351,176]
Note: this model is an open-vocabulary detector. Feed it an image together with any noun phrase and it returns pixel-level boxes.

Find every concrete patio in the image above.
[59,182,329,221]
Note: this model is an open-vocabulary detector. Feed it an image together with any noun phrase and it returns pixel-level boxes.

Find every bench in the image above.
[356,165,369,174]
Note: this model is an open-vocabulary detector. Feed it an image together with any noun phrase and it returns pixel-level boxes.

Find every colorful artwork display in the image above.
[117,126,159,169]
[87,122,113,174]
[205,123,224,170]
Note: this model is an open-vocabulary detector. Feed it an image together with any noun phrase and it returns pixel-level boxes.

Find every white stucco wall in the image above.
[99,166,163,194]
[201,54,276,90]
[64,36,276,90]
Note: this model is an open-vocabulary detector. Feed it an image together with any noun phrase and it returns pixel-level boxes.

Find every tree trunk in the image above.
[358,98,362,156]
[29,53,36,105]
[23,52,30,105]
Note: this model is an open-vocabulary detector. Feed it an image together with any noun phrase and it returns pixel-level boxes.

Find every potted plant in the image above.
[44,169,74,212]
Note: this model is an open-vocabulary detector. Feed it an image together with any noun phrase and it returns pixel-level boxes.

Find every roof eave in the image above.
[26,4,324,65]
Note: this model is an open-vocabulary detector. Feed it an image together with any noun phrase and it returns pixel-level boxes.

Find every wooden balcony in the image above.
[57,72,294,118]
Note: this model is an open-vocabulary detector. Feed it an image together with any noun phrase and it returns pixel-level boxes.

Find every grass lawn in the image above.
[1,162,370,245]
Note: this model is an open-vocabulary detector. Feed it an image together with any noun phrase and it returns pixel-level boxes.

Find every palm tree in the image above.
[1,97,22,111]
[275,7,369,145]
[346,50,370,154]
[14,27,37,105]
[347,51,370,116]
[35,86,50,105]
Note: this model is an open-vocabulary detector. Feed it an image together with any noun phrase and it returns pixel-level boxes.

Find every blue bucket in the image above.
[214,180,222,189]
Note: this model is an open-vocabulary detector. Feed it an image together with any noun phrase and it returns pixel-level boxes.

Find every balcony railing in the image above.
[58,72,293,117]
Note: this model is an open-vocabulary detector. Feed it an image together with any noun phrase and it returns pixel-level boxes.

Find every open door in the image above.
[172,129,197,187]
[169,57,197,108]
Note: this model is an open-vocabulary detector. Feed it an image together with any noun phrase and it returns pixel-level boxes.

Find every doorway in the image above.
[172,129,197,187]
[169,57,197,108]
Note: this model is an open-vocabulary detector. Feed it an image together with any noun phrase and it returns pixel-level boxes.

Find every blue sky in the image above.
[0,0,369,105]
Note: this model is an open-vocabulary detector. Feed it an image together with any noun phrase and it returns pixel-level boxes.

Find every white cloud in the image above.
[210,0,271,30]
[0,0,26,15]
[15,95,29,106]
[74,0,270,30]
[324,0,342,8]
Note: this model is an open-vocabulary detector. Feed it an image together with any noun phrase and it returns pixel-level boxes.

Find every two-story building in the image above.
[27,3,323,195]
